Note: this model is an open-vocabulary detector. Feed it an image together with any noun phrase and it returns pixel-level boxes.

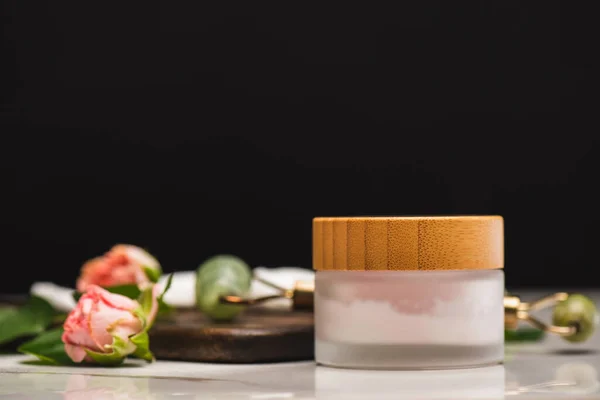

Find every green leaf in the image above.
[143,265,161,283]
[17,328,74,365]
[134,286,155,330]
[24,296,55,324]
[505,328,546,342]
[83,332,138,366]
[84,349,125,366]
[52,314,68,325]
[0,296,55,346]
[110,334,135,357]
[0,306,15,321]
[0,307,18,345]
[130,332,154,362]
[159,273,174,301]
[156,273,174,315]
[106,284,142,300]
[72,285,141,302]
[157,298,173,315]
[139,287,154,317]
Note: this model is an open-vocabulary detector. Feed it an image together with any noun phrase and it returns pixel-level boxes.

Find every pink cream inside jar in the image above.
[315,270,504,369]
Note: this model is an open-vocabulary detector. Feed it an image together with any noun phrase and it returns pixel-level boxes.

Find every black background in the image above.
[1,2,598,292]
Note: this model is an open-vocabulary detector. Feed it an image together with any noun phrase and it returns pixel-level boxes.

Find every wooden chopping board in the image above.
[149,308,315,363]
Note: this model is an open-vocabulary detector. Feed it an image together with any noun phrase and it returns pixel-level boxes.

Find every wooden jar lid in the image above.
[312,216,503,271]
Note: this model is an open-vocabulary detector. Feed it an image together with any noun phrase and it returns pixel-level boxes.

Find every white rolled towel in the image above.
[31,267,315,312]
[30,282,77,312]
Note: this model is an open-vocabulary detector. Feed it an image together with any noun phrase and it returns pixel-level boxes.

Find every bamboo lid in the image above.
[312,216,503,271]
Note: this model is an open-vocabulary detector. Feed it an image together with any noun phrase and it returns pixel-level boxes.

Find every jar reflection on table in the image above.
[314,364,506,400]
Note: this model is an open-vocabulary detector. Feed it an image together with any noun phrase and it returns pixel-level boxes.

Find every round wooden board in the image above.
[149,308,314,363]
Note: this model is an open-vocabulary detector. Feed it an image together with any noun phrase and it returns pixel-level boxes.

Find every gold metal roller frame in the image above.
[504,292,576,336]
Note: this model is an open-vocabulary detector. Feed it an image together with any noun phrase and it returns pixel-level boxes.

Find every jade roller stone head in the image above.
[553,294,599,343]
[195,255,252,321]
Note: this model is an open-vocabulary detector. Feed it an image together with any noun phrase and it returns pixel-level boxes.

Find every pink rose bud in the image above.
[77,244,161,292]
[62,285,158,364]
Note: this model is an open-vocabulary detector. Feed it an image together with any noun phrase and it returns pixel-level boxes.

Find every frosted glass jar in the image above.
[312,216,505,370]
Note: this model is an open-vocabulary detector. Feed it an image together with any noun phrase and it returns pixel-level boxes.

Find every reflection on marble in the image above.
[314,365,505,399]
[505,361,599,396]
[0,373,301,399]
[0,360,598,399]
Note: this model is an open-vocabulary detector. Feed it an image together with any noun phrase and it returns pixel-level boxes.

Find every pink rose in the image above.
[76,244,161,292]
[62,285,158,364]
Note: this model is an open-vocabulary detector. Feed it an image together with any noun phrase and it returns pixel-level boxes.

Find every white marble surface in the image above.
[0,290,599,399]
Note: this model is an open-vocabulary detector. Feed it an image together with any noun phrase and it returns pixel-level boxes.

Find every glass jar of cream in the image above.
[313,216,504,370]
